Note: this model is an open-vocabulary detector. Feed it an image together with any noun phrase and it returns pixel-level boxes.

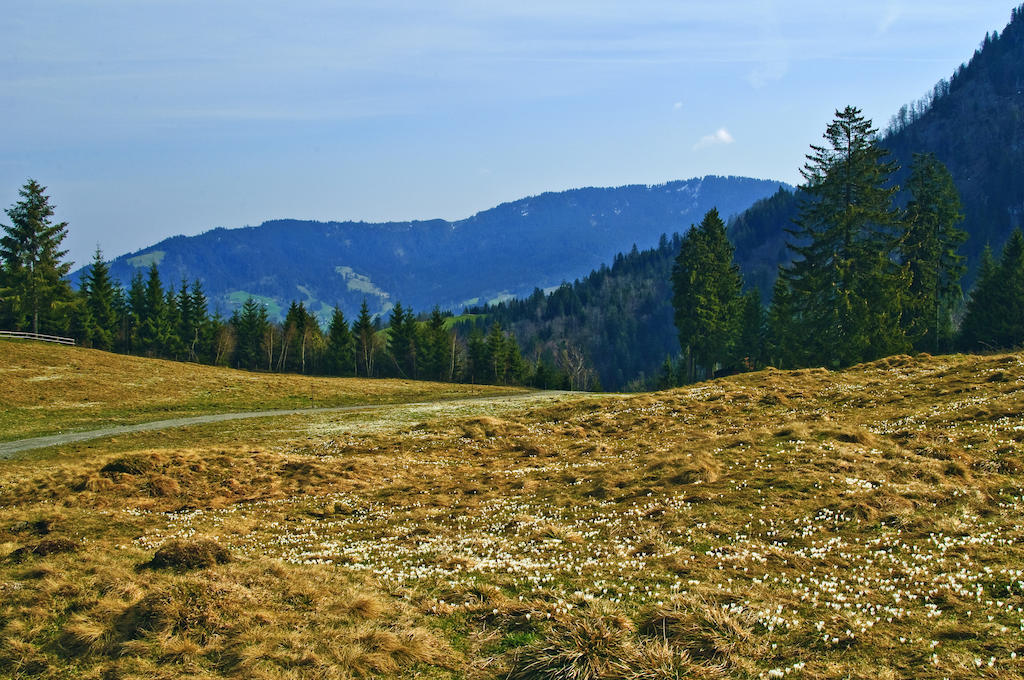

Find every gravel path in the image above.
[0,392,573,459]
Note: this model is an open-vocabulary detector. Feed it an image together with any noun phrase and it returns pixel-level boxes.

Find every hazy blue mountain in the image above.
[71,176,786,320]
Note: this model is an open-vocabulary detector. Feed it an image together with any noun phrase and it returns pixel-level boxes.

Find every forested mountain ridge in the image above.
[464,235,683,391]
[70,176,785,322]
[477,5,1024,390]
[729,5,1024,299]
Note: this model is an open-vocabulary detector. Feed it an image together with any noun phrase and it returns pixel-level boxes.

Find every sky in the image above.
[1,1,1018,268]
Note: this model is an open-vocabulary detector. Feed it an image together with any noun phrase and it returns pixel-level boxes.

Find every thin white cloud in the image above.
[673,101,683,110]
[747,59,788,88]
[694,128,734,149]
[878,4,902,34]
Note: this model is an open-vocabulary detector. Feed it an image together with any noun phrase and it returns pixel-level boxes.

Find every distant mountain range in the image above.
[70,176,786,321]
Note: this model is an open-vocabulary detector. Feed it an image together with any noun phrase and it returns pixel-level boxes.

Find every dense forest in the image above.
[463,236,682,390]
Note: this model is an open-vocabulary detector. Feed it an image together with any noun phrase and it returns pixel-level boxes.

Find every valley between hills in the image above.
[3,339,1024,679]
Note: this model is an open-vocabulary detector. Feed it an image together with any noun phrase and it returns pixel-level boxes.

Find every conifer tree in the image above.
[902,153,966,352]
[325,307,354,376]
[960,231,1024,349]
[232,298,269,370]
[112,285,131,353]
[353,300,377,377]
[67,292,95,347]
[671,208,743,380]
[737,290,765,370]
[767,276,798,368]
[163,289,184,359]
[137,263,167,356]
[486,322,508,384]
[506,334,528,385]
[188,281,215,362]
[126,271,146,354]
[175,281,193,357]
[656,356,676,390]
[778,106,910,368]
[81,248,118,350]
[419,307,451,381]
[0,180,73,334]
[958,245,997,349]
[387,302,417,378]
[465,326,488,384]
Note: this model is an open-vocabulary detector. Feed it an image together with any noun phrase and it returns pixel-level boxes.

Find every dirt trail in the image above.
[0,391,574,458]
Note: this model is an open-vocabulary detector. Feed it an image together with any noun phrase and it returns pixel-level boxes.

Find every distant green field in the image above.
[443,313,484,330]
[224,290,283,319]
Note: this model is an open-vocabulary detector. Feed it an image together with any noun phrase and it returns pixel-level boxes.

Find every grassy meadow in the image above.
[2,342,1024,678]
[0,339,523,442]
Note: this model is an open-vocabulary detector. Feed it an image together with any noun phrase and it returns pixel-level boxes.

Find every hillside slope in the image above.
[486,5,1024,389]
[730,5,1024,296]
[467,234,683,390]
[0,339,521,442]
[2,350,1024,677]
[70,176,785,321]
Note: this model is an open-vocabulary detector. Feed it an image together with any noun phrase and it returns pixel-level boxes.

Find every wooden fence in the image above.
[0,331,76,346]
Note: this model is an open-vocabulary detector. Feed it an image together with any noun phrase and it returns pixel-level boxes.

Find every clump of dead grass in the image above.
[507,605,634,680]
[461,416,527,439]
[637,596,765,668]
[101,453,158,475]
[7,537,79,562]
[145,538,233,570]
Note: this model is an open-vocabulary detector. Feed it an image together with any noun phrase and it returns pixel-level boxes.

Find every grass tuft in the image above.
[146,539,233,570]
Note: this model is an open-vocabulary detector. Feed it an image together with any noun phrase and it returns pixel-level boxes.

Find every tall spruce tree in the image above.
[737,290,765,369]
[0,180,73,334]
[325,307,355,376]
[420,307,451,381]
[67,292,95,347]
[232,298,269,370]
[776,106,910,368]
[486,322,509,384]
[188,281,214,362]
[137,263,168,356]
[175,280,201,361]
[902,153,966,352]
[767,276,798,368]
[81,248,118,351]
[671,208,743,380]
[387,302,417,378]
[126,271,146,354]
[959,231,1024,349]
[163,289,184,359]
[465,326,488,384]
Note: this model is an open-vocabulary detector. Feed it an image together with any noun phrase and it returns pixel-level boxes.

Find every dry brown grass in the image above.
[4,348,1024,678]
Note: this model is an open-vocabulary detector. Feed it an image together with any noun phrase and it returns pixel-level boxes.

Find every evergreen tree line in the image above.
[464,234,685,391]
[730,6,1024,305]
[665,106,1024,386]
[221,298,573,387]
[0,183,558,388]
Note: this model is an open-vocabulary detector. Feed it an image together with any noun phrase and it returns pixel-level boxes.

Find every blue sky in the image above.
[1,1,1017,267]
